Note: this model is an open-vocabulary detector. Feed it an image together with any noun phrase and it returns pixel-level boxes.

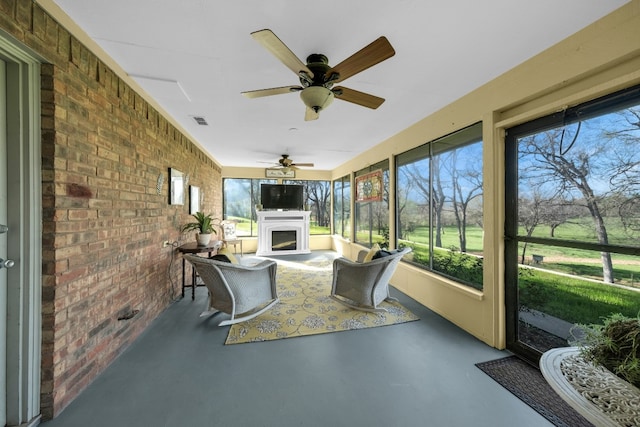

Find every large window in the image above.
[505,85,640,360]
[223,178,331,236]
[333,175,351,239]
[283,180,331,234]
[396,123,483,289]
[354,161,389,248]
[223,178,275,236]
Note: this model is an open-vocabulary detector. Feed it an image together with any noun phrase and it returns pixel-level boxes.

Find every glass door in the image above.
[505,85,640,363]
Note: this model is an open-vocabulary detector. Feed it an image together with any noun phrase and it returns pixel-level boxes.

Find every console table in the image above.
[540,347,640,426]
[177,241,221,300]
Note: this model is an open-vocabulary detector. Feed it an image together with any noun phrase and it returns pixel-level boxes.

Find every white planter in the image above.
[196,233,212,246]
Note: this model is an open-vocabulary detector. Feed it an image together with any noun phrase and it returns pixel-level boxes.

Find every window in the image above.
[354,160,389,248]
[505,85,640,358]
[223,178,331,236]
[333,175,351,239]
[283,180,331,234]
[223,178,275,236]
[396,123,483,289]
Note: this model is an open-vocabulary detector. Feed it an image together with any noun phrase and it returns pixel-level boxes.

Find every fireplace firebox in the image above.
[272,230,297,251]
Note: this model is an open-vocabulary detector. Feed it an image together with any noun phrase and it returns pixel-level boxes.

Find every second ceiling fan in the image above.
[242,29,395,121]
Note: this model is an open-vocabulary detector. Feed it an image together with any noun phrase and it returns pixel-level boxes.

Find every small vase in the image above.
[196,233,212,246]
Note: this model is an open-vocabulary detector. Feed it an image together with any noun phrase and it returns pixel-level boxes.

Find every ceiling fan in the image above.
[241,29,395,121]
[264,154,314,172]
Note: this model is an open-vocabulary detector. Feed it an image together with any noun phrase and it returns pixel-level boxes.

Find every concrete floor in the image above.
[41,252,552,427]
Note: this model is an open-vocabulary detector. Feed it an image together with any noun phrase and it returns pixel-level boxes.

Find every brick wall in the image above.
[1,1,222,419]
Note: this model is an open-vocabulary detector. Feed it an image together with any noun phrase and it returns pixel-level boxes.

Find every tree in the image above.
[449,150,483,252]
[304,181,330,227]
[518,190,544,264]
[520,125,615,282]
[604,108,640,235]
[396,167,414,240]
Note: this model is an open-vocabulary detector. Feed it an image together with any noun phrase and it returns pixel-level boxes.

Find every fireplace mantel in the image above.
[256,211,311,256]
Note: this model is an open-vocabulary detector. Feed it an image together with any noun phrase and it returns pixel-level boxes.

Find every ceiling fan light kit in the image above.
[242,29,395,121]
[300,86,334,113]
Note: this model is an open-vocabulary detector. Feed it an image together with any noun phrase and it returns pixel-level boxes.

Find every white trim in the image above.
[0,31,43,426]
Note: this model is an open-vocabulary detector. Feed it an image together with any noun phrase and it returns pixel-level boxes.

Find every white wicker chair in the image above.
[330,247,412,312]
[183,254,279,326]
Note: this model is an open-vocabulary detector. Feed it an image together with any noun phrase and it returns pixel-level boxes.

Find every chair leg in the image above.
[217,298,280,327]
[330,295,388,313]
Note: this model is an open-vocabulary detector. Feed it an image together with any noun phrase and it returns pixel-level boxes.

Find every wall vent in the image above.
[192,116,208,126]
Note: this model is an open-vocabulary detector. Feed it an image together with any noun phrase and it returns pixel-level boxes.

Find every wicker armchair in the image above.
[183,254,279,326]
[330,247,412,312]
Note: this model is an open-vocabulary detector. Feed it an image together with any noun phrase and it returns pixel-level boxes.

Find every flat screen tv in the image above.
[260,184,304,210]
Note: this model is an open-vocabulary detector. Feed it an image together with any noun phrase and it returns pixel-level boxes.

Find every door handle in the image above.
[0,224,7,234]
[0,258,15,269]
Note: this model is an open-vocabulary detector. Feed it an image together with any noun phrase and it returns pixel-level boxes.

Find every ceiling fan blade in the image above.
[242,85,302,99]
[251,29,314,78]
[333,86,385,109]
[328,36,395,83]
[292,163,314,167]
[305,107,319,121]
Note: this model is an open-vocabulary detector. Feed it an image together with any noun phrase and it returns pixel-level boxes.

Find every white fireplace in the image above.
[256,211,311,256]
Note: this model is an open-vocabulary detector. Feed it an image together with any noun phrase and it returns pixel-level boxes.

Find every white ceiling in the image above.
[43,0,627,171]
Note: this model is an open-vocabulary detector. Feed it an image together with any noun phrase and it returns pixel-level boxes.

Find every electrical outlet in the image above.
[162,241,171,248]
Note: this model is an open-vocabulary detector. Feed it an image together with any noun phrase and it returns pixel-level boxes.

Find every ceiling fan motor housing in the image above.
[301,54,336,87]
[299,54,337,112]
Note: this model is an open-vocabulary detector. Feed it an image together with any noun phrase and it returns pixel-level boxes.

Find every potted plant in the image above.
[181,212,219,246]
[571,313,640,389]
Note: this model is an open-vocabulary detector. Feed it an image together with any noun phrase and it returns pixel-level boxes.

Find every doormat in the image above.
[475,356,593,427]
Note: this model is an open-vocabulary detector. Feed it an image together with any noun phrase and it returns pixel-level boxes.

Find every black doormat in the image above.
[475,356,593,427]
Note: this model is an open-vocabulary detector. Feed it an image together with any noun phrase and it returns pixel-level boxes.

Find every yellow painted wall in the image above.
[331,1,640,349]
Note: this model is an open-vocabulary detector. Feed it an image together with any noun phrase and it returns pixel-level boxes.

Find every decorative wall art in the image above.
[189,185,200,214]
[265,168,295,178]
[355,169,383,203]
[169,168,185,205]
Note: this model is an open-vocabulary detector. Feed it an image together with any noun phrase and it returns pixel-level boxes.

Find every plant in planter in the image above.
[571,313,640,388]
[181,212,219,246]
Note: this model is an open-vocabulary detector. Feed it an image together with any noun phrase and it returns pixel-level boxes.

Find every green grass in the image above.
[519,269,640,324]
[229,216,329,236]
[401,226,483,253]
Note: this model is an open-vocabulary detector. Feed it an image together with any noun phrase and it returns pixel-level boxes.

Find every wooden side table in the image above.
[177,241,221,300]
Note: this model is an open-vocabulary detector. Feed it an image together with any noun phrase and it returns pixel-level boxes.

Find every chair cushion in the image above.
[209,254,232,263]
[217,247,239,264]
[372,248,403,260]
[363,243,380,263]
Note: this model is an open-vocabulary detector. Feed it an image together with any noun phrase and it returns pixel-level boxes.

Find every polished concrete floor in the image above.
[41,252,552,427]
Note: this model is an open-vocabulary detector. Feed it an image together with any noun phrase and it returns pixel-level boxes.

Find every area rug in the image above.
[225,257,419,344]
[476,356,593,427]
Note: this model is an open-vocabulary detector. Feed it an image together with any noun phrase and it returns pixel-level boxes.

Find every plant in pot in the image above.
[181,212,219,246]
[571,313,640,389]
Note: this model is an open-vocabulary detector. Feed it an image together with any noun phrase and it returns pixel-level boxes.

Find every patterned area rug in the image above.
[476,356,593,427]
[225,256,419,344]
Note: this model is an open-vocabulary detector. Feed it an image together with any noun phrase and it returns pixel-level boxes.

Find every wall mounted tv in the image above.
[260,184,304,210]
